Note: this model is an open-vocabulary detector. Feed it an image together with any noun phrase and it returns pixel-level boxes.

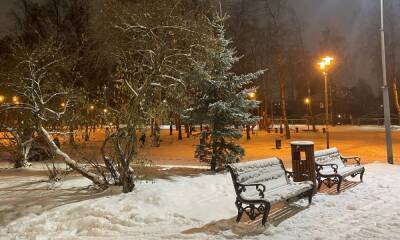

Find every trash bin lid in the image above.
[290,141,314,146]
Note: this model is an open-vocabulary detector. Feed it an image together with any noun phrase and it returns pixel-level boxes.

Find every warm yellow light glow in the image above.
[60,102,65,107]
[103,108,108,113]
[90,105,95,110]
[0,95,4,103]
[304,98,310,104]
[318,61,326,70]
[12,96,18,103]
[322,56,334,65]
[248,92,256,98]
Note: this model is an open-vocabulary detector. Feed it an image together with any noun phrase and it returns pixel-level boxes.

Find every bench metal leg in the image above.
[261,203,271,226]
[360,168,365,182]
[336,176,343,192]
[236,209,244,223]
[317,178,322,191]
[235,199,244,223]
[308,189,313,204]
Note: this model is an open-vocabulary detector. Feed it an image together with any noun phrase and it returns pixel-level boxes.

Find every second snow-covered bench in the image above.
[227,158,314,225]
[315,147,365,192]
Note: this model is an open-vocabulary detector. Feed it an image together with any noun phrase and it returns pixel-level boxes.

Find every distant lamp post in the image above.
[60,102,66,107]
[379,0,394,164]
[304,97,310,106]
[12,96,19,104]
[103,108,108,113]
[90,105,95,110]
[0,95,4,103]
[304,97,311,130]
[318,56,334,148]
[247,91,256,139]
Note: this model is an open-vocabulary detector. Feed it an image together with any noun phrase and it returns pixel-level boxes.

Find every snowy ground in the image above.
[1,163,400,240]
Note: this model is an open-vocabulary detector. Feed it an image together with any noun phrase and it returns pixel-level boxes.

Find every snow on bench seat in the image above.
[315,147,365,192]
[227,157,314,226]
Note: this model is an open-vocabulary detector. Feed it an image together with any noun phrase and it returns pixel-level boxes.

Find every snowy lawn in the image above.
[1,163,400,239]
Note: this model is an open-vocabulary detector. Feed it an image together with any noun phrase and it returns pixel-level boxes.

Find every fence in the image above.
[355,118,399,125]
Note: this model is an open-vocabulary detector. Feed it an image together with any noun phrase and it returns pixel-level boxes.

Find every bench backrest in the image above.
[314,147,345,169]
[228,158,289,193]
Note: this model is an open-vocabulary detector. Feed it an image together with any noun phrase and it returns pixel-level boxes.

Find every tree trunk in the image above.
[14,140,32,168]
[84,125,89,141]
[279,64,291,139]
[68,124,75,144]
[177,118,182,140]
[39,125,108,189]
[393,81,400,125]
[169,122,173,135]
[308,102,316,132]
[150,118,154,137]
[329,83,334,126]
[10,128,33,168]
[113,130,135,193]
[210,137,217,171]
[185,124,190,138]
[246,125,250,140]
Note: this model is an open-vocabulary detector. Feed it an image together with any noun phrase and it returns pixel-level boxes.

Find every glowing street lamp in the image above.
[60,102,66,107]
[305,97,316,132]
[0,95,4,103]
[318,56,334,148]
[248,92,256,99]
[12,96,19,104]
[90,105,95,110]
[318,61,326,71]
[103,108,108,113]
[322,56,334,65]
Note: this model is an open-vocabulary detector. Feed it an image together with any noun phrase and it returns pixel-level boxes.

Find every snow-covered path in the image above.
[1,163,400,240]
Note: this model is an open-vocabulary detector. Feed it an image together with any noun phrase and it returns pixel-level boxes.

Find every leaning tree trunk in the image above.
[278,63,291,139]
[393,81,400,125]
[38,125,108,189]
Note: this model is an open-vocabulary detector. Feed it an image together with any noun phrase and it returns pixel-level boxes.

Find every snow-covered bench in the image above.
[227,158,314,226]
[315,147,365,192]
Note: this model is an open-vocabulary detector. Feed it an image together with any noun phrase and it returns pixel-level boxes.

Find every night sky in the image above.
[0,0,390,92]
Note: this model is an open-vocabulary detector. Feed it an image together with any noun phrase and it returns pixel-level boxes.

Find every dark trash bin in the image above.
[275,139,282,149]
[291,141,316,194]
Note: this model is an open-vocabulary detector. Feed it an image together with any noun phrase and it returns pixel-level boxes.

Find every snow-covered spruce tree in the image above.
[187,14,265,171]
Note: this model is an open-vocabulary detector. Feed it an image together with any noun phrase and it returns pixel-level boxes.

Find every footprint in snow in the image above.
[346,204,357,210]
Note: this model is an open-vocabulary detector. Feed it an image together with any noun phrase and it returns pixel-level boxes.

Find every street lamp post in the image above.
[304,98,311,130]
[323,71,330,148]
[380,0,394,164]
[318,57,333,148]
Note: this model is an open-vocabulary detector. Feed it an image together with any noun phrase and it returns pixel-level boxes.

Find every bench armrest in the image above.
[315,163,338,174]
[285,170,293,179]
[302,172,310,180]
[341,155,361,165]
[237,183,266,198]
